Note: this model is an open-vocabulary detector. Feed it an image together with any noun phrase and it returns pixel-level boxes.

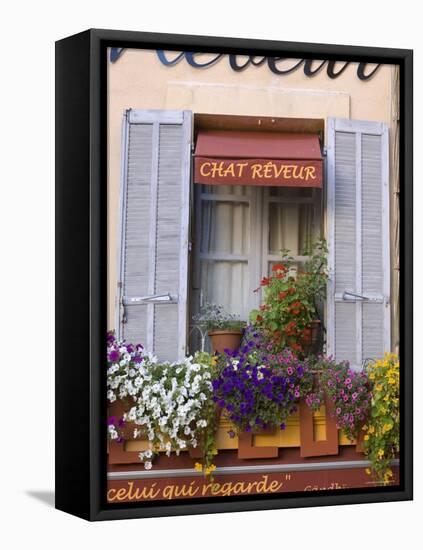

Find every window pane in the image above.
[202,184,249,196]
[201,201,250,254]
[269,187,313,198]
[268,202,312,256]
[200,261,249,319]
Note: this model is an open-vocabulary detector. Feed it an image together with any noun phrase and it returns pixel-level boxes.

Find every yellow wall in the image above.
[107,49,399,343]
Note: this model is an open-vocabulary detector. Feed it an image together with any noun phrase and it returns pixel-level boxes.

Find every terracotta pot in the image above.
[208,329,243,354]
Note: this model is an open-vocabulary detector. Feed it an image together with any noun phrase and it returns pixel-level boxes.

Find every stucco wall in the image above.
[107,48,399,349]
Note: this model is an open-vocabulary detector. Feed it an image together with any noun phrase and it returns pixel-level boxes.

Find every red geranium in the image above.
[250,240,328,354]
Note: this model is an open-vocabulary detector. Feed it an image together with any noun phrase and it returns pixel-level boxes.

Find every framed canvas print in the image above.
[55,29,413,521]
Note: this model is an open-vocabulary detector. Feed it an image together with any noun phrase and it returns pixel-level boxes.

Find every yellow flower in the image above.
[364,434,369,441]
[204,464,216,476]
[378,449,384,458]
[369,373,375,380]
[211,356,218,366]
[365,468,372,475]
[388,378,396,385]
[382,423,393,433]
[194,462,203,472]
[375,384,383,392]
[368,426,375,434]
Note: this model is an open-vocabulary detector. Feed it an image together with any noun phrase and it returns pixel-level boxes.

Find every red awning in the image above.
[194,130,323,188]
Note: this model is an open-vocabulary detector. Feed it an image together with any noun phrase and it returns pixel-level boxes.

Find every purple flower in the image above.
[108,350,120,362]
[108,415,116,426]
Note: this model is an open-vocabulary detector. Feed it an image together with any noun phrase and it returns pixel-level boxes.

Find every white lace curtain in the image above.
[199,185,314,320]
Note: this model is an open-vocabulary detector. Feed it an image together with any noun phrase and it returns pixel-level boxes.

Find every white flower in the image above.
[196,419,207,428]
[108,425,118,439]
[107,390,116,402]
[144,461,152,470]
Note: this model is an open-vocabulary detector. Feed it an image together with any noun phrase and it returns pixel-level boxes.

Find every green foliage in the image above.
[192,302,245,332]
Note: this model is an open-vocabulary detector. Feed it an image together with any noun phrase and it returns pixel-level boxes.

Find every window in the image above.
[189,183,322,352]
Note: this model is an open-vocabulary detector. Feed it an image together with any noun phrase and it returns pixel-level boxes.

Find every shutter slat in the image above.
[121,124,152,341]
[334,132,356,295]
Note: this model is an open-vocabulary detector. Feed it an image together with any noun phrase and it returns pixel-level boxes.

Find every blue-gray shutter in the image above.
[116,109,192,361]
[326,118,390,370]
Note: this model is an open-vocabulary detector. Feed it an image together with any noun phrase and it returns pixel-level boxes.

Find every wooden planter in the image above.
[208,329,243,354]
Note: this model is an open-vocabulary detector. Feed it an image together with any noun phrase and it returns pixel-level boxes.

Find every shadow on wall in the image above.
[25,490,55,508]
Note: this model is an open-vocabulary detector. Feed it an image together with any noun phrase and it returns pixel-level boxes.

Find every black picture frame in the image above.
[55,28,413,521]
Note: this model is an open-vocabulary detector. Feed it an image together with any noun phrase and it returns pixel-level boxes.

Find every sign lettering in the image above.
[194,158,322,187]
[110,48,381,81]
[107,467,399,503]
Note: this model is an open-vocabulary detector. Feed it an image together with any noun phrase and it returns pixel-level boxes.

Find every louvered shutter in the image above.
[326,118,390,370]
[115,109,192,361]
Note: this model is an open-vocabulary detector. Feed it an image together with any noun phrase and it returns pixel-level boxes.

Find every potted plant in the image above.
[192,302,245,354]
[250,239,328,354]
[106,333,218,474]
[361,353,400,485]
[305,355,372,441]
[212,327,314,435]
